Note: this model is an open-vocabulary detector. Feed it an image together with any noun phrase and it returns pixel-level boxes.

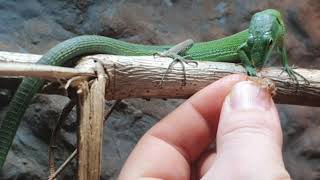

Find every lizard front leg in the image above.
[237,44,257,76]
[279,45,309,85]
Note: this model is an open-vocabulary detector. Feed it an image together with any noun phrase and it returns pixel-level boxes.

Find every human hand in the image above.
[118,74,291,180]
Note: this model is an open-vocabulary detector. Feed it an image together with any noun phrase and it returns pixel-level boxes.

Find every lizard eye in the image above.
[247,35,254,47]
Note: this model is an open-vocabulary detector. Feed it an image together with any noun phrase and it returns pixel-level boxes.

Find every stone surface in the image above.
[0,0,320,179]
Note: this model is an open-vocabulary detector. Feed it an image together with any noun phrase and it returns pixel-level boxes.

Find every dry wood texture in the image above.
[0,51,320,106]
[76,62,106,180]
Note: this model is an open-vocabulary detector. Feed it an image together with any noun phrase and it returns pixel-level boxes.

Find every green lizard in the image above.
[0,9,305,168]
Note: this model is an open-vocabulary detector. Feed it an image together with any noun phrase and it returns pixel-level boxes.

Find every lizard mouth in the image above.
[251,53,264,68]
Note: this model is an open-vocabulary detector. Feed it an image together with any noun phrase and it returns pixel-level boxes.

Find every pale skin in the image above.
[118,74,291,180]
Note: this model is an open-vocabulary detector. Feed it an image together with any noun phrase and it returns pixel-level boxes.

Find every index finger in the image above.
[118,74,247,180]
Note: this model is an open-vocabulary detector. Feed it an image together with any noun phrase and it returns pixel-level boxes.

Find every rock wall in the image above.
[0,0,319,179]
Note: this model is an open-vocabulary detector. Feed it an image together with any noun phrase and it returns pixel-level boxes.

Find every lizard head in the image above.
[247,33,275,68]
[247,9,284,68]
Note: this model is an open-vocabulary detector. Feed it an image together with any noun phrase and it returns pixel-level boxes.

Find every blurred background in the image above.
[0,0,319,179]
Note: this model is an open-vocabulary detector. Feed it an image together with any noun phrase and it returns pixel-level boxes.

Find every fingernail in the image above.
[229,81,272,111]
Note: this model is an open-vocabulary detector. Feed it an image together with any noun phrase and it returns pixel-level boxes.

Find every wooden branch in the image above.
[76,62,106,179]
[81,55,320,106]
[0,51,320,106]
[0,51,40,63]
[0,62,95,81]
[48,100,76,180]
[48,100,120,180]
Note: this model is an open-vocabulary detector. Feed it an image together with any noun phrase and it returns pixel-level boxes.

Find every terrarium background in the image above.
[0,0,320,179]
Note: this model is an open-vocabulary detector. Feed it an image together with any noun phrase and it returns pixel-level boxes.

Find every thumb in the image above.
[202,81,291,180]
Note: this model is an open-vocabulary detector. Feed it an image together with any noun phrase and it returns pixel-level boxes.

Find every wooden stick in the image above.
[48,100,76,180]
[47,100,121,180]
[77,62,106,180]
[0,51,320,106]
[84,55,320,106]
[48,150,78,180]
[0,62,95,81]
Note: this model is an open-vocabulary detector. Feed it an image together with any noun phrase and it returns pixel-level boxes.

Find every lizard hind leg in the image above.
[159,53,198,87]
[155,39,197,87]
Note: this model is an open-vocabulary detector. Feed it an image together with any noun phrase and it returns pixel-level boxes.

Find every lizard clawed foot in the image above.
[281,65,310,86]
[245,66,257,76]
[157,52,197,87]
[154,39,196,87]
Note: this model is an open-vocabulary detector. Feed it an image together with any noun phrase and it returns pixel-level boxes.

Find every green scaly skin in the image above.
[0,9,296,168]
